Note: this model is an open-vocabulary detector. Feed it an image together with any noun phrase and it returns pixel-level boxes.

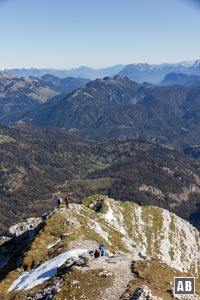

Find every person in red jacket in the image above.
[64,194,70,208]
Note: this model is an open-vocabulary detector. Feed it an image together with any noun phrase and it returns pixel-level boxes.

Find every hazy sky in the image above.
[0,0,200,69]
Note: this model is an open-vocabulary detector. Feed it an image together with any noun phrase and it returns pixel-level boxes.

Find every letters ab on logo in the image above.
[174,277,195,295]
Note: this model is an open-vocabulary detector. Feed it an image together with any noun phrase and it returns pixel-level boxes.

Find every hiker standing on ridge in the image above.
[64,194,70,209]
[54,194,61,209]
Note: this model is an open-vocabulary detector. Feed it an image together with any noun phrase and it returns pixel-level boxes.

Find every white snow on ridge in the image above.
[88,220,109,242]
[8,249,87,292]
[47,238,61,249]
[104,202,116,223]
[104,201,126,235]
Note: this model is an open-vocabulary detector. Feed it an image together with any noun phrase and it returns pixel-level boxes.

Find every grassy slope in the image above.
[1,197,200,299]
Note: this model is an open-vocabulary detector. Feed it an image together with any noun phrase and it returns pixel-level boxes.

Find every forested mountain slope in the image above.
[1,124,200,233]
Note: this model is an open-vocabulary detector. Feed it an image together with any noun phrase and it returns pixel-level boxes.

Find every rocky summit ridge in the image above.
[1,195,200,300]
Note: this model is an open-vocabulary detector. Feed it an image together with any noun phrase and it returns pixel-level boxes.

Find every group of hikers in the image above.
[53,192,106,258]
[94,243,106,258]
[54,193,70,209]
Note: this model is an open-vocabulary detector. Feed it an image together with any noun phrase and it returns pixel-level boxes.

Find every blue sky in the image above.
[0,0,200,69]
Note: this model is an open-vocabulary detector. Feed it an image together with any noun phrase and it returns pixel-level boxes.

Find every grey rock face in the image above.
[5,217,42,238]
[129,285,162,300]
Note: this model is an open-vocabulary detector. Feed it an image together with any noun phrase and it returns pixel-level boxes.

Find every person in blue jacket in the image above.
[99,243,106,256]
[55,194,61,209]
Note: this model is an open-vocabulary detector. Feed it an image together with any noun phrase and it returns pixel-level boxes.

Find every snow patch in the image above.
[47,238,61,249]
[104,203,116,223]
[104,201,126,235]
[131,205,147,252]
[159,210,172,264]
[88,220,109,242]
[8,249,87,292]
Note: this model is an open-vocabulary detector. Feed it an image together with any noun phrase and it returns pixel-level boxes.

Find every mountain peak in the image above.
[113,74,130,81]
[0,71,16,79]
[1,195,200,299]
[41,73,59,80]
[193,59,200,69]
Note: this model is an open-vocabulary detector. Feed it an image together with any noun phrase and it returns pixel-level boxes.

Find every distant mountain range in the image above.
[3,72,200,148]
[2,66,200,148]
[16,75,200,148]
[0,72,89,123]
[5,65,125,80]
[4,59,200,83]
[118,60,200,84]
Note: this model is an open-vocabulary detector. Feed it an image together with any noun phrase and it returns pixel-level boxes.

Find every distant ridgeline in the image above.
[5,59,200,82]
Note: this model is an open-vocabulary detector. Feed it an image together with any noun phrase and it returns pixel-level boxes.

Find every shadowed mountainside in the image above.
[160,72,200,86]
[0,71,89,124]
[17,75,200,148]
[40,74,89,94]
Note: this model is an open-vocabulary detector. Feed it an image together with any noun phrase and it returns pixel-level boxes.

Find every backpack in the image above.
[94,249,101,258]
[55,195,60,202]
